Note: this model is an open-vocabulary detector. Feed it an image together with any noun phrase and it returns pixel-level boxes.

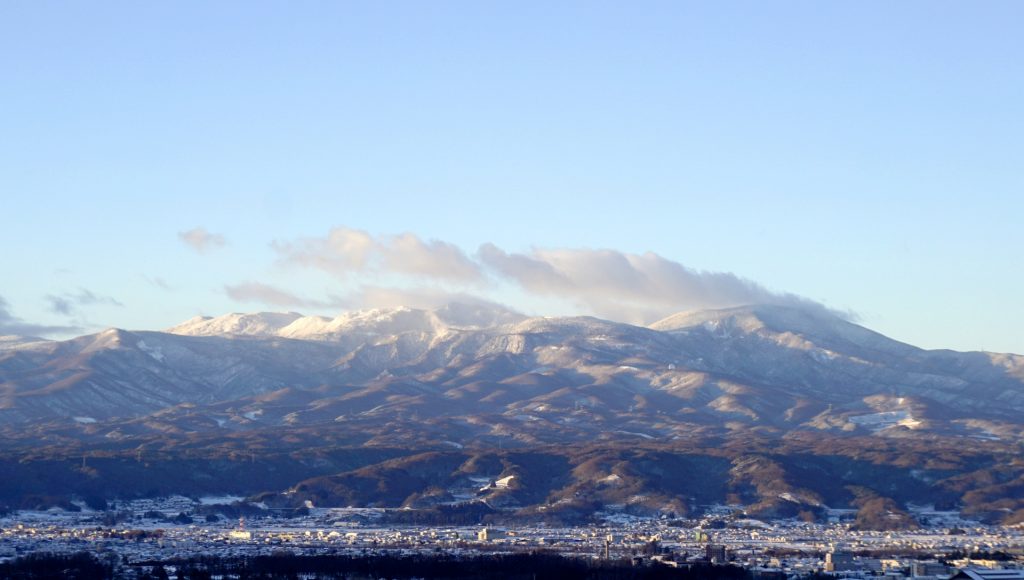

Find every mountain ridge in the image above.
[164,303,527,341]
[1,302,1022,438]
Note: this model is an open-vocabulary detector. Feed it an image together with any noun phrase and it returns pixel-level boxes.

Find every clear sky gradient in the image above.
[2,1,1022,353]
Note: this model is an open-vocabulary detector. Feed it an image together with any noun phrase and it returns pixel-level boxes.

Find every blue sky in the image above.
[2,1,1022,353]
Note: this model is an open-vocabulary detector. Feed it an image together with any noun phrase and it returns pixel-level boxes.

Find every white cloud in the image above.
[45,288,123,316]
[271,227,834,324]
[273,226,483,283]
[178,227,227,254]
[383,233,483,282]
[480,245,827,324]
[0,295,82,337]
[224,282,345,310]
[339,285,510,312]
[142,275,173,291]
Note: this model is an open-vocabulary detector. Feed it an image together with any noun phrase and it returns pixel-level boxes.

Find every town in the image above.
[2,497,1023,578]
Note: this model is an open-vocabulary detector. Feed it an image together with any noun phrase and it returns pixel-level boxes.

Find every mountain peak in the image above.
[649,303,835,331]
[650,303,916,357]
[166,311,304,337]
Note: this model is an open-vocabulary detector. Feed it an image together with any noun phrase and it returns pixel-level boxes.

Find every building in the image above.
[825,550,857,572]
[706,544,728,563]
[913,562,951,578]
[952,570,1024,580]
[477,528,507,542]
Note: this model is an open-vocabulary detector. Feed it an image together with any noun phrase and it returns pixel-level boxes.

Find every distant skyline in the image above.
[2,2,1022,353]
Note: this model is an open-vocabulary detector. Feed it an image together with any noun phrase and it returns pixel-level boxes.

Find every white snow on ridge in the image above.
[0,335,51,350]
[277,315,332,338]
[848,410,921,431]
[164,304,525,341]
[167,312,303,337]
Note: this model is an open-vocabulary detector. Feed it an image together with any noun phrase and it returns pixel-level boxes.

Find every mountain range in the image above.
[3,302,1022,437]
[1,303,1022,526]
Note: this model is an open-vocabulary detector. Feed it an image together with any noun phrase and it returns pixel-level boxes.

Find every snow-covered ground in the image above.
[848,410,921,431]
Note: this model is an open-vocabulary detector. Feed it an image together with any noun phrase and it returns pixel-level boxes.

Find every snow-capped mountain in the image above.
[1,303,1023,445]
[4,303,1024,525]
[166,303,525,340]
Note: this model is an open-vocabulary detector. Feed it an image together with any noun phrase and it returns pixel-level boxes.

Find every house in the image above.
[952,569,1024,580]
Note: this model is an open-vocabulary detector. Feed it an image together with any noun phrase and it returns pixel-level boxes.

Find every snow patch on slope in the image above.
[848,410,921,431]
[136,340,165,362]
